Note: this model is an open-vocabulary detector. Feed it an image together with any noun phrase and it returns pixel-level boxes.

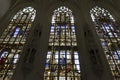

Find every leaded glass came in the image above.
[0,6,36,80]
[44,6,81,80]
[90,6,120,80]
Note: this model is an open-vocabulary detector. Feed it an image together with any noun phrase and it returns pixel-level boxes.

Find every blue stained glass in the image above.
[51,29,54,32]
[13,27,20,37]
[51,26,55,29]
[0,6,36,79]
[60,57,66,66]
[44,6,80,80]
[45,60,50,68]
[90,6,120,79]
[1,51,8,58]
[57,29,61,35]
[61,26,65,29]
[101,41,107,46]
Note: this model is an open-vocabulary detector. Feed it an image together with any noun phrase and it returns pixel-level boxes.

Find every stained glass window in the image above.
[0,6,36,80]
[90,6,120,79]
[44,6,81,80]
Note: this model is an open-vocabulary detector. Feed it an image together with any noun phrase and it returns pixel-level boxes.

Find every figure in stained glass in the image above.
[45,59,50,70]
[44,6,81,80]
[0,6,36,79]
[60,56,66,70]
[90,6,120,79]
[67,62,72,72]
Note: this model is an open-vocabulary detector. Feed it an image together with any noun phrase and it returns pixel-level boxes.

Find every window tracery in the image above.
[90,6,120,79]
[44,6,81,80]
[0,6,36,80]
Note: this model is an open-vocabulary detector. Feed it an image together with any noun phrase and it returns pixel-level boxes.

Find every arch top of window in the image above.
[90,6,115,22]
[11,6,36,22]
[52,6,74,24]
[22,7,36,13]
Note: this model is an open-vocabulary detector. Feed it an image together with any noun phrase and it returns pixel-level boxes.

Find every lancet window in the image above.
[44,6,81,80]
[0,6,36,80]
[90,6,120,79]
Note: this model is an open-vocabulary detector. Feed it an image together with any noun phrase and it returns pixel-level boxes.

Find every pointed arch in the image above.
[44,6,81,80]
[90,6,120,79]
[0,6,36,79]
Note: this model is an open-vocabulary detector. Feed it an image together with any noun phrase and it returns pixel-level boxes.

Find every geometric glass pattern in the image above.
[0,7,36,80]
[44,6,81,80]
[90,6,120,80]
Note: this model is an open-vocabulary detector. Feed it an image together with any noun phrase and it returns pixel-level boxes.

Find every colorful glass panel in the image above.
[90,6,120,79]
[0,7,36,80]
[44,6,81,80]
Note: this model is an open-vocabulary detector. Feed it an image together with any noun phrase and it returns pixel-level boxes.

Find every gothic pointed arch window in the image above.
[90,6,120,79]
[44,6,81,80]
[0,6,36,79]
